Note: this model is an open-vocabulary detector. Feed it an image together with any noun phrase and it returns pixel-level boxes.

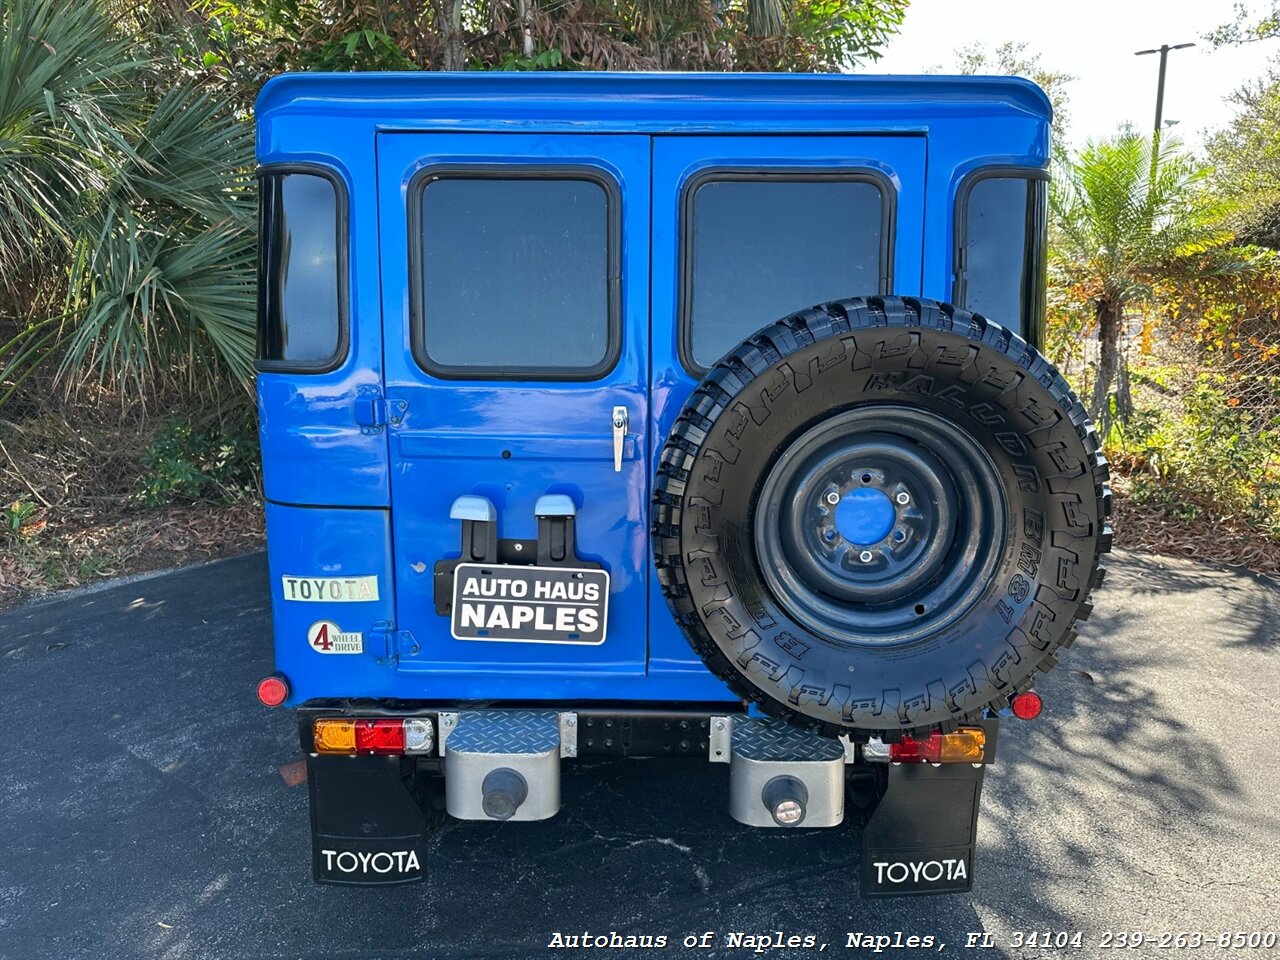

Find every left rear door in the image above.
[376,133,651,691]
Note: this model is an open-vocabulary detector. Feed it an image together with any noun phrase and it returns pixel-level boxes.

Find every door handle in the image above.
[612,405,628,473]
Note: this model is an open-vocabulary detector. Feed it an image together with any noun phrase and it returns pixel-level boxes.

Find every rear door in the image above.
[646,135,928,676]
[377,133,650,686]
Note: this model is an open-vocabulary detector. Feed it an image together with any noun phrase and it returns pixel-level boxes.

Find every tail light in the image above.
[256,675,289,707]
[884,727,987,764]
[314,718,357,753]
[313,717,436,756]
[355,719,405,754]
[1010,691,1043,720]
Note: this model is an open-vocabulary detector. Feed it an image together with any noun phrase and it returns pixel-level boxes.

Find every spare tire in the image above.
[653,297,1111,738]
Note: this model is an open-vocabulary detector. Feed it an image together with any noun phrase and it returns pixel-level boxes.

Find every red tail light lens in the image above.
[1011,691,1043,720]
[890,733,941,763]
[889,728,986,763]
[257,675,288,707]
[354,719,406,754]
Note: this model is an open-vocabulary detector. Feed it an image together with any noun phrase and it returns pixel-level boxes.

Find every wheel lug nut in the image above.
[895,491,910,505]
[825,491,840,506]
[859,550,874,563]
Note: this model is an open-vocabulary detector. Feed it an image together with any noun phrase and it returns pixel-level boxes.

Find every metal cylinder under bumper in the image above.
[727,719,845,828]
[444,711,561,821]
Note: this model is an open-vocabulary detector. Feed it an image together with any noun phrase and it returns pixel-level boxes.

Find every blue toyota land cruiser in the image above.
[253,72,1110,897]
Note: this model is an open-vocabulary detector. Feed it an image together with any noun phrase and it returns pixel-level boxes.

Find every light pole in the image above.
[1135,42,1195,133]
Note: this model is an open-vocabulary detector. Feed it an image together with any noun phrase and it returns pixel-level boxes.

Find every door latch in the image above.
[612,405,628,473]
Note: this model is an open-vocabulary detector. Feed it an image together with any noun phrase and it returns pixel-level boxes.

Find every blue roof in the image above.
[255,71,1053,134]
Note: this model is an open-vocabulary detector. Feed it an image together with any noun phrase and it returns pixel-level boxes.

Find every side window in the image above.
[682,174,890,372]
[257,170,345,370]
[411,172,619,379]
[954,172,1048,340]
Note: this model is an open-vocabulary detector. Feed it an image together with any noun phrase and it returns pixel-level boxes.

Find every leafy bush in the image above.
[195,0,908,87]
[1109,377,1280,537]
[137,418,260,506]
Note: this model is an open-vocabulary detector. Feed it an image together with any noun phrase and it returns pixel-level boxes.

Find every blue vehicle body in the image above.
[254,72,1052,709]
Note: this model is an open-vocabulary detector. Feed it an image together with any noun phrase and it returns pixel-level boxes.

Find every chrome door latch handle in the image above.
[612,405,628,473]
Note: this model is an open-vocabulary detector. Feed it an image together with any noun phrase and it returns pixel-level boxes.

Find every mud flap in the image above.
[860,759,986,897]
[309,754,430,885]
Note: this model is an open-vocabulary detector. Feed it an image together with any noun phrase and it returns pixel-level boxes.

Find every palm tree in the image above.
[1052,133,1234,424]
[0,0,255,406]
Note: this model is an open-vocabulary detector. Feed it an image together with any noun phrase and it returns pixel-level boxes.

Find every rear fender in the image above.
[264,502,397,702]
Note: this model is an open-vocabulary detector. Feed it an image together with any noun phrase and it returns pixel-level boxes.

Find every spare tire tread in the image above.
[653,296,1111,739]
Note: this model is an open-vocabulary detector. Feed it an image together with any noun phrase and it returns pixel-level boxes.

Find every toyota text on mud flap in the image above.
[253,73,1111,895]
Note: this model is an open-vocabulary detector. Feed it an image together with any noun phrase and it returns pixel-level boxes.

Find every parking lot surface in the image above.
[1,549,1277,959]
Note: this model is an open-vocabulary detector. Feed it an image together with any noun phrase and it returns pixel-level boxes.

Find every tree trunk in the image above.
[1115,345,1134,421]
[399,0,432,68]
[440,0,466,71]
[747,0,785,35]
[1089,297,1124,426]
[517,0,535,58]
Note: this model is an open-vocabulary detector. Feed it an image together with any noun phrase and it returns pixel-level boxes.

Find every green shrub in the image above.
[1111,376,1280,536]
[137,418,260,506]
[4,498,42,539]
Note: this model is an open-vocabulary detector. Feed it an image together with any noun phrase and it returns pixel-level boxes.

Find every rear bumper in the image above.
[298,702,998,894]
[299,701,746,759]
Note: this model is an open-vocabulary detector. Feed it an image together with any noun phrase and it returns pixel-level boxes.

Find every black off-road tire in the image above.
[652,296,1111,739]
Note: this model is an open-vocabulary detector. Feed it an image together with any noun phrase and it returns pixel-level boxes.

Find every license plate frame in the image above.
[450,563,610,645]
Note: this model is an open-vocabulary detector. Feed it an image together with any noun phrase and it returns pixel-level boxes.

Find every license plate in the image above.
[450,563,609,645]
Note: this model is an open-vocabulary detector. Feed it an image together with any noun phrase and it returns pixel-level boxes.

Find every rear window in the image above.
[682,174,890,371]
[411,172,619,379]
[257,170,345,370]
[954,172,1047,339]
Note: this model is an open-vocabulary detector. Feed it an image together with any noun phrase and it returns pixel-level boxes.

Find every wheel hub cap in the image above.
[833,488,895,546]
[753,405,1007,645]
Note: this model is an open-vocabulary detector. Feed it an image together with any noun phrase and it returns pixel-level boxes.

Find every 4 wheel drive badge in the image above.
[307,620,364,654]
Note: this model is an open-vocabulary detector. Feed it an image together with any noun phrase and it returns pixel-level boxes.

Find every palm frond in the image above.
[0,0,137,271]
[1053,131,1240,298]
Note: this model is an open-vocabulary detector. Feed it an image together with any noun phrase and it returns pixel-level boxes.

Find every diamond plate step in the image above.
[447,710,560,755]
[731,718,846,763]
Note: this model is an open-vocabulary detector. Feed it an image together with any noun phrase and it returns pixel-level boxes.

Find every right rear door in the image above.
[646,135,927,679]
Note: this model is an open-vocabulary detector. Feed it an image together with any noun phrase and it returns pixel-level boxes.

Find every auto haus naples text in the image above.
[456,573,602,634]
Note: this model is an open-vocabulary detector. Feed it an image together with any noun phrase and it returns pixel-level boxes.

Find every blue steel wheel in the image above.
[753,405,1006,645]
[653,297,1112,738]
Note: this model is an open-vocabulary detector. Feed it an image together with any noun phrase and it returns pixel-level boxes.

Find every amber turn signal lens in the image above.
[314,718,357,754]
[938,727,986,763]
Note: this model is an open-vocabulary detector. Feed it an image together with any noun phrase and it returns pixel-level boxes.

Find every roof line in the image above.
[255,71,1053,122]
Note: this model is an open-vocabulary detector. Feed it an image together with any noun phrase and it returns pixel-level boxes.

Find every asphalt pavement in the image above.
[1,549,1277,960]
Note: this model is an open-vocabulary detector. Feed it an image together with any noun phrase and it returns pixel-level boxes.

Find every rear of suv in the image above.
[254,72,1109,896]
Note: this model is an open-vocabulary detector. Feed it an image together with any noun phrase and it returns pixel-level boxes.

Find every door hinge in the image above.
[368,624,418,663]
[354,387,406,435]
[396,630,420,658]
